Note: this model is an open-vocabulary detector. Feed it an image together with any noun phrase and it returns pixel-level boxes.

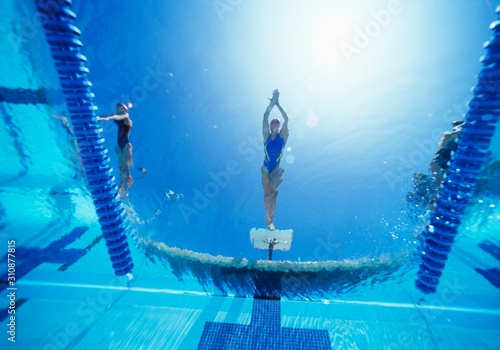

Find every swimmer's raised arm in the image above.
[263,89,279,141]
[276,98,289,143]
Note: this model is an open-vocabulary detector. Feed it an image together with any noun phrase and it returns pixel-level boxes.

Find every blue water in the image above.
[1,0,500,349]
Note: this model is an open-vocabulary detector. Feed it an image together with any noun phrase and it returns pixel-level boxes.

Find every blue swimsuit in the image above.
[263,134,285,172]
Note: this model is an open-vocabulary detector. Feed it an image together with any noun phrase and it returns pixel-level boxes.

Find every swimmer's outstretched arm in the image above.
[98,113,129,122]
[98,113,133,127]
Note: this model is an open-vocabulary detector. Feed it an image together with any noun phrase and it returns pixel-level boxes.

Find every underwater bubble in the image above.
[307,112,319,128]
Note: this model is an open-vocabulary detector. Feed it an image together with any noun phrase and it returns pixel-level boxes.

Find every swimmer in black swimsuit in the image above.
[98,103,134,198]
[261,89,289,231]
[429,120,464,187]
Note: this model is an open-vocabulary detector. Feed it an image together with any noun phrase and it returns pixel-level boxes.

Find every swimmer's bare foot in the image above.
[268,223,275,231]
[118,187,128,200]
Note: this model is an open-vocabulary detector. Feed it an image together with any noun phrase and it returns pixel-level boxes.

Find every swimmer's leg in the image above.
[262,166,280,230]
[122,143,134,191]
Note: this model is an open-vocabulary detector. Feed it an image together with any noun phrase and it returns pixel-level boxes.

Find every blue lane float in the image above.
[416,11,500,294]
[35,0,133,276]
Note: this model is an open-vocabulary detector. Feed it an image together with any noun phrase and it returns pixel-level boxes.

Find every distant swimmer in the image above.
[52,113,73,137]
[52,113,83,173]
[264,238,279,260]
[164,189,183,204]
[136,167,148,180]
[147,189,183,223]
[98,102,134,198]
[261,89,289,231]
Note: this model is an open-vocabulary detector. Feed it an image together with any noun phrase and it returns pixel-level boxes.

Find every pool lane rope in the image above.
[415,11,500,294]
[36,0,134,276]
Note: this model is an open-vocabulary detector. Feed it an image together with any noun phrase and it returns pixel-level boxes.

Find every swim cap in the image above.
[116,102,129,113]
